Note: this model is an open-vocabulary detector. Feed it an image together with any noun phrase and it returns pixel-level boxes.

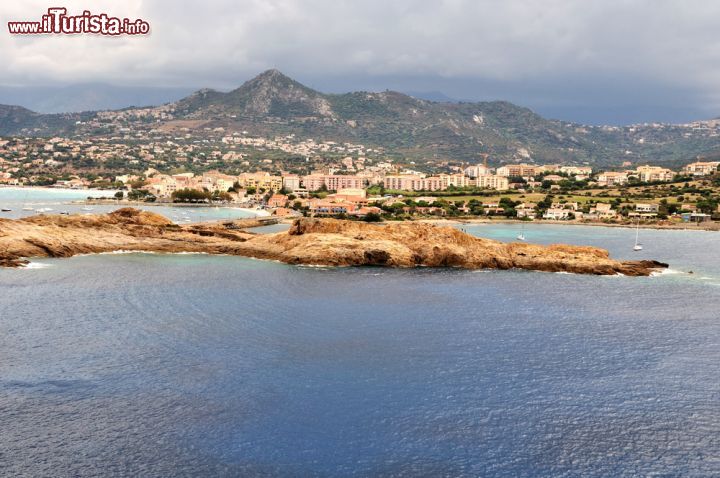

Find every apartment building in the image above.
[474,174,509,191]
[282,174,301,192]
[635,165,675,182]
[237,172,283,191]
[496,164,537,177]
[596,171,628,187]
[682,161,720,176]
[302,174,367,191]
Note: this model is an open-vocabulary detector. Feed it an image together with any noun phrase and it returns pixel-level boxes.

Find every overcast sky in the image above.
[2,0,720,124]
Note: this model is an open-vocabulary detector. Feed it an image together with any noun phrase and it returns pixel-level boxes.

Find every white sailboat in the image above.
[633,219,643,251]
[517,224,526,241]
[21,190,34,211]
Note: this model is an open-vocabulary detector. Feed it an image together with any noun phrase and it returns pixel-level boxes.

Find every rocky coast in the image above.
[0,208,668,275]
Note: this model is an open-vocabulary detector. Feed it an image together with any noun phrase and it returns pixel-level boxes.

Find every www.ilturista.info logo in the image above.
[8,8,150,35]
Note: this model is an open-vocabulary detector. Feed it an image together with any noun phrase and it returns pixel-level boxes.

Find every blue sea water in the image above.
[1,223,719,476]
[0,186,258,223]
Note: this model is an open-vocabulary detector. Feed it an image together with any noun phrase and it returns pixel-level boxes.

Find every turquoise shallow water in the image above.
[0,223,719,476]
[0,187,258,223]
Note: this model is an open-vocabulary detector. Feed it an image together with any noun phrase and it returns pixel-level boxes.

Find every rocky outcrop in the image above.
[0,209,668,276]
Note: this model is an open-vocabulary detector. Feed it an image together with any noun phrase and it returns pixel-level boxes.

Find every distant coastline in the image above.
[420,217,720,232]
[79,198,271,217]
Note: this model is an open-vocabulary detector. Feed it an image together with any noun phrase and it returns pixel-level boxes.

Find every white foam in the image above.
[651,268,684,276]
[22,262,53,269]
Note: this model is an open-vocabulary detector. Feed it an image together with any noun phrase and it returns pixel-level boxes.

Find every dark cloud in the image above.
[2,0,719,124]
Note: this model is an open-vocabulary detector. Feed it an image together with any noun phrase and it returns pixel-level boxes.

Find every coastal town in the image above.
[1,132,719,226]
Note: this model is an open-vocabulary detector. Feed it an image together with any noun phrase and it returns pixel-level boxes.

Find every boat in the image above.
[516,224,526,241]
[1,208,11,212]
[21,190,31,211]
[633,218,643,251]
[60,211,69,215]
[81,206,94,211]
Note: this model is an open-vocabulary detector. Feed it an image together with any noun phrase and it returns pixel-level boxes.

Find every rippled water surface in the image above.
[1,223,719,476]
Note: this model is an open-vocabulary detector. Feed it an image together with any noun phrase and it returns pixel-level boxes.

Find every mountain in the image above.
[174,69,334,118]
[0,104,87,135]
[405,91,458,102]
[0,84,196,114]
[162,70,720,165]
[1,69,719,166]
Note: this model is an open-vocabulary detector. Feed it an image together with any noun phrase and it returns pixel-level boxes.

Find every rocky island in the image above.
[0,208,668,275]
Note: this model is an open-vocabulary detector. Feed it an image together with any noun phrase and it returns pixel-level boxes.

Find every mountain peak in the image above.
[242,69,306,90]
[207,70,330,117]
[255,68,286,79]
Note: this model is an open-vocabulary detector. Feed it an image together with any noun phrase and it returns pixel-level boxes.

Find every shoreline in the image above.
[0,185,120,195]
[3,186,715,231]
[79,199,271,216]
[417,217,720,232]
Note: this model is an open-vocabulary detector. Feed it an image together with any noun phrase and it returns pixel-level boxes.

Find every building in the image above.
[536,164,562,173]
[308,198,358,215]
[237,172,283,191]
[635,203,660,213]
[282,174,301,192]
[551,202,578,211]
[590,202,617,218]
[560,165,593,176]
[267,194,289,208]
[382,173,473,192]
[464,164,491,178]
[383,174,425,191]
[596,171,628,187]
[474,174,509,191]
[201,172,236,192]
[349,206,383,217]
[635,165,675,182]
[496,164,536,177]
[515,203,537,219]
[543,208,572,220]
[303,174,367,191]
[682,161,719,176]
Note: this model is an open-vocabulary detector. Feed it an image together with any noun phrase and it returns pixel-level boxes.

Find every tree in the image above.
[114,191,124,200]
[213,191,233,202]
[363,212,383,222]
[171,188,212,202]
[696,197,719,214]
[128,189,153,201]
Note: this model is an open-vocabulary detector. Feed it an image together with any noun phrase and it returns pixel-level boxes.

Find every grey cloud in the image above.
[1,0,719,124]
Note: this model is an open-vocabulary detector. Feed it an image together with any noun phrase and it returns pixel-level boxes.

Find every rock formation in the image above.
[0,209,668,276]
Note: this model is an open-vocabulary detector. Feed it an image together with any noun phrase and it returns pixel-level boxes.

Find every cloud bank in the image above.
[2,0,719,124]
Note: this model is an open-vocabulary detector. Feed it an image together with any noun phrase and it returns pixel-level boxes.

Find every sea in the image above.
[1,189,719,476]
[0,186,259,223]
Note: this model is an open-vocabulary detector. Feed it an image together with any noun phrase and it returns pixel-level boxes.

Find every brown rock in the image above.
[0,210,668,276]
